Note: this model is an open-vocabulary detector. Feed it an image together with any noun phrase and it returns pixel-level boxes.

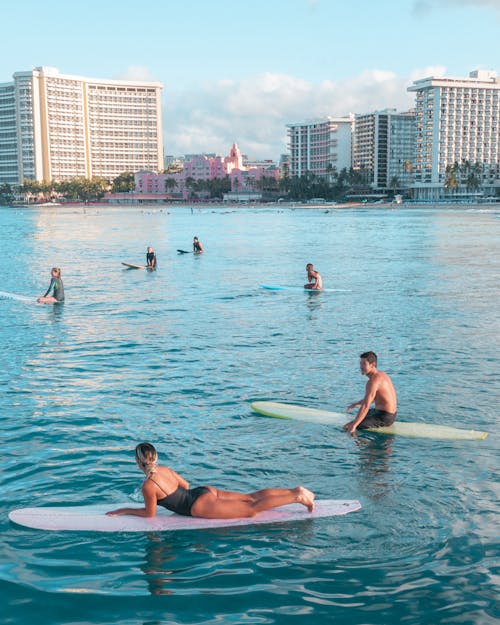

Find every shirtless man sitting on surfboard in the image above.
[304,263,323,290]
[344,351,397,436]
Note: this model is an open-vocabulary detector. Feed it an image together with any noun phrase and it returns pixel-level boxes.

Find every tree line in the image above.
[0,172,136,204]
[444,160,484,194]
[170,167,377,201]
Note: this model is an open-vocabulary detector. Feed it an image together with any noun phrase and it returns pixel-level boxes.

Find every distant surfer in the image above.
[146,246,157,268]
[193,236,204,254]
[304,263,322,290]
[344,351,397,436]
[37,267,64,304]
[107,442,315,519]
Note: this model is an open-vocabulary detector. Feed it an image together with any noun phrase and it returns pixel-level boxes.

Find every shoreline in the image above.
[4,200,499,211]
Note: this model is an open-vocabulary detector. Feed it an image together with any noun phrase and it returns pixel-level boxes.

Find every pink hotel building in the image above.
[134,143,279,199]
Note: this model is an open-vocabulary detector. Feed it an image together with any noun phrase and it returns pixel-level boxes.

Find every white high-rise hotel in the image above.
[408,70,500,199]
[353,109,416,191]
[287,117,354,179]
[0,66,163,185]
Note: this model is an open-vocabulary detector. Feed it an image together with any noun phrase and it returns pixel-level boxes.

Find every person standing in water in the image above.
[37,267,64,304]
[107,443,315,519]
[344,351,397,436]
[146,247,157,268]
[193,237,204,254]
[304,263,323,290]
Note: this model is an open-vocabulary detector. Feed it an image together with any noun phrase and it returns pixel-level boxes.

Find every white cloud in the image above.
[164,68,444,160]
[116,65,159,82]
[413,0,500,15]
[445,0,500,7]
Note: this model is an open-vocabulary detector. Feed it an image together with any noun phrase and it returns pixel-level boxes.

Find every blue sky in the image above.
[1,0,499,159]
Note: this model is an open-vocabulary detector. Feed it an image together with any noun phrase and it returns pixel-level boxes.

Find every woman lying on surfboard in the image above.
[107,443,315,519]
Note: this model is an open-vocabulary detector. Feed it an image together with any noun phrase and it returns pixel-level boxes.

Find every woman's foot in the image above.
[296,486,315,512]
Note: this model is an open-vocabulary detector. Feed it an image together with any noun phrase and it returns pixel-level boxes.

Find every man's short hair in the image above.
[360,351,377,365]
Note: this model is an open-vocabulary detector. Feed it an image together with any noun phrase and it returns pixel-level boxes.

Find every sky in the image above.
[1,0,499,160]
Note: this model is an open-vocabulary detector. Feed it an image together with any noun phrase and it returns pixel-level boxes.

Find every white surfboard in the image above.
[121,262,152,269]
[8,499,361,532]
[0,290,36,304]
[259,284,351,293]
[251,401,488,441]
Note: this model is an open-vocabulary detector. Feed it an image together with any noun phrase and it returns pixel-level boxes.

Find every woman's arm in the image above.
[106,481,157,517]
[43,278,55,298]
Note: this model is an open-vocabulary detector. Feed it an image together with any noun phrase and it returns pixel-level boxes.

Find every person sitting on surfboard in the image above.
[146,247,157,268]
[37,267,64,304]
[344,351,397,436]
[193,236,204,254]
[107,443,315,519]
[304,263,322,290]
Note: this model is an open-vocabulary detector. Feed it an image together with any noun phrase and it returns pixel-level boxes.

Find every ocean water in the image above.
[0,204,498,625]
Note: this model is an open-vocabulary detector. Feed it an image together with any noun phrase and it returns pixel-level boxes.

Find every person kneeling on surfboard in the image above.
[146,246,157,268]
[344,351,397,436]
[304,263,323,290]
[193,236,203,253]
[37,267,64,304]
[107,443,315,519]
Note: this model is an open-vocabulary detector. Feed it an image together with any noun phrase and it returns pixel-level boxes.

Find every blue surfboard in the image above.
[259,284,351,293]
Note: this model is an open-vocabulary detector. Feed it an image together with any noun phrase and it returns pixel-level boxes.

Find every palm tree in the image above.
[390,175,399,195]
[466,162,482,194]
[444,163,459,195]
[164,178,177,193]
[326,163,338,185]
[402,160,414,194]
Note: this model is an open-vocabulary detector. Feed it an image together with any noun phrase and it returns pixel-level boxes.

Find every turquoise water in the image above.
[0,204,498,624]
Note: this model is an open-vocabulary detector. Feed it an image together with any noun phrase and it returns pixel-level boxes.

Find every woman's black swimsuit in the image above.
[153,482,210,516]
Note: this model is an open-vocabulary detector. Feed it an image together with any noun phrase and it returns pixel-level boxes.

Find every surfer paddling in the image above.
[107,443,315,519]
[37,267,64,304]
[344,351,397,436]
[304,263,322,290]
[146,246,157,268]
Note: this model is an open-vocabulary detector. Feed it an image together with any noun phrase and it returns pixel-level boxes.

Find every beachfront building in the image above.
[135,143,279,200]
[0,66,163,185]
[407,69,500,200]
[0,81,18,184]
[352,109,416,193]
[286,117,354,180]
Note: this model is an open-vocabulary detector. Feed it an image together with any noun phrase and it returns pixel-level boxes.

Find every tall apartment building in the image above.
[287,117,353,179]
[407,70,500,199]
[353,109,415,192]
[0,66,163,185]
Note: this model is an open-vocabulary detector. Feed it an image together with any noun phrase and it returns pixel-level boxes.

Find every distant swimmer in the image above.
[146,246,157,268]
[344,351,397,436]
[304,263,322,290]
[106,442,315,518]
[37,267,64,304]
[193,236,204,254]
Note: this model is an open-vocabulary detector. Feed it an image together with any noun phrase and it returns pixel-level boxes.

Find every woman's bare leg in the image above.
[191,486,315,519]
[37,296,57,304]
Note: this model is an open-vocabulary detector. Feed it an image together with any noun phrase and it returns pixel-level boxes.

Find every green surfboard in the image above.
[250,401,488,441]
